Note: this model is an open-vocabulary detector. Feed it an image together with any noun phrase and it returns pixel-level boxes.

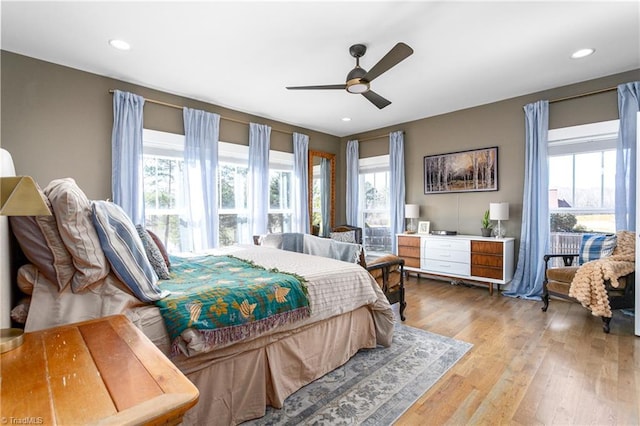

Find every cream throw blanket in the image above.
[568,231,635,318]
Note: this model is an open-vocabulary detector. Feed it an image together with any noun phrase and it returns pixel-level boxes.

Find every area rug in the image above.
[242,324,472,425]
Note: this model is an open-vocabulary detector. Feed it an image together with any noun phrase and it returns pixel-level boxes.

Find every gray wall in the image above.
[1,51,340,199]
[338,69,639,247]
[2,50,638,247]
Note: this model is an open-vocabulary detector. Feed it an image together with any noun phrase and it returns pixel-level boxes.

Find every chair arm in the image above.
[366,257,405,293]
[543,253,579,267]
[365,257,405,272]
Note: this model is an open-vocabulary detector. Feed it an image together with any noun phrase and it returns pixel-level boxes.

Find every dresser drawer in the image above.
[471,240,503,255]
[398,246,420,258]
[471,253,503,268]
[423,237,470,252]
[403,257,421,268]
[398,235,421,247]
[423,248,469,264]
[471,265,503,280]
[422,259,470,276]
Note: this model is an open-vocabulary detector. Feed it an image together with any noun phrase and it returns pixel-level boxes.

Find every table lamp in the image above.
[489,202,509,238]
[1,176,51,353]
[405,204,419,234]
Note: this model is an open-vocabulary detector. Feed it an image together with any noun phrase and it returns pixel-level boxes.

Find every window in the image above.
[142,129,294,250]
[268,151,293,234]
[217,146,293,245]
[358,155,391,254]
[548,120,618,253]
[143,129,185,253]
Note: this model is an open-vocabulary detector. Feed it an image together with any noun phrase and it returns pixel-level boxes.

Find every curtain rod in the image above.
[356,131,404,143]
[109,89,293,135]
[549,86,617,104]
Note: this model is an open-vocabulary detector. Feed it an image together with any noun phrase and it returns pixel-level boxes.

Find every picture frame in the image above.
[418,221,431,234]
[424,146,498,194]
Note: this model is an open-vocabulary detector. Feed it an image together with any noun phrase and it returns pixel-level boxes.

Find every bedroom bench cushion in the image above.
[92,201,168,303]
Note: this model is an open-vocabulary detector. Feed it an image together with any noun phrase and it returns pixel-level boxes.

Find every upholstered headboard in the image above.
[1,148,17,328]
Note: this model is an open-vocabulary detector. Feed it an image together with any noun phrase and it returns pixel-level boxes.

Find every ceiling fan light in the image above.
[347,84,368,94]
[346,78,369,94]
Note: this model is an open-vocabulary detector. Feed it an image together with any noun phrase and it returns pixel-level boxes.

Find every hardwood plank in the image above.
[108,315,199,396]
[394,276,638,425]
[41,326,117,424]
[0,334,55,422]
[79,319,164,411]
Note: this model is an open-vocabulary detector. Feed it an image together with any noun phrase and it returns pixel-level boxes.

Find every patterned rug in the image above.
[242,324,472,425]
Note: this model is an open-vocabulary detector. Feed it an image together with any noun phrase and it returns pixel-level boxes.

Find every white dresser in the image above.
[396,234,515,294]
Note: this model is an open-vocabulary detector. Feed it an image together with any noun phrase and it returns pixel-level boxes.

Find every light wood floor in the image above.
[393,275,639,425]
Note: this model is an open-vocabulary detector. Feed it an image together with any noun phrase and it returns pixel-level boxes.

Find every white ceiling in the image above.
[2,1,639,137]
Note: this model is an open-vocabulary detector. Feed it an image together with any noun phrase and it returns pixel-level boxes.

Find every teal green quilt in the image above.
[155,255,310,355]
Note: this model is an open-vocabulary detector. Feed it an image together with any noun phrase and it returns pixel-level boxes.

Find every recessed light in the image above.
[342,117,351,122]
[571,48,594,59]
[109,39,131,51]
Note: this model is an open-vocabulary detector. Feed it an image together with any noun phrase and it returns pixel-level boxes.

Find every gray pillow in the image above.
[136,225,171,279]
[9,185,74,291]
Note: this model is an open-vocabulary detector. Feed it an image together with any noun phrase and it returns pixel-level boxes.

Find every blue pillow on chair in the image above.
[578,233,617,265]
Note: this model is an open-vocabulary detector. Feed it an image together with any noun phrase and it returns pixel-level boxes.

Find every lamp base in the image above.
[1,328,24,353]
[492,221,506,238]
[406,218,418,234]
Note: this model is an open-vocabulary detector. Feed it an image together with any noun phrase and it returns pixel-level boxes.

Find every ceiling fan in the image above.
[286,42,414,109]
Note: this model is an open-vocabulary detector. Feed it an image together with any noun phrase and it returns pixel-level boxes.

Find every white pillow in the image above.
[43,178,109,292]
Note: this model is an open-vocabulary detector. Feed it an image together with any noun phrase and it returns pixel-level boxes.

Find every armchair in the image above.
[542,231,635,333]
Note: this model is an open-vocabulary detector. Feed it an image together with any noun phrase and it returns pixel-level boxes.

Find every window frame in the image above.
[547,119,619,236]
[358,154,391,253]
[142,129,295,248]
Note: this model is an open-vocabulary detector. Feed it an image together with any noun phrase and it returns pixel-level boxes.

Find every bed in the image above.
[3,154,394,425]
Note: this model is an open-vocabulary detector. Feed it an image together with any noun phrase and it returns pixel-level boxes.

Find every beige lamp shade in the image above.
[489,202,509,221]
[0,176,51,216]
[405,204,419,219]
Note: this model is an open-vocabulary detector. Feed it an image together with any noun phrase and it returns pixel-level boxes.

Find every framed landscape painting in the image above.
[424,146,498,194]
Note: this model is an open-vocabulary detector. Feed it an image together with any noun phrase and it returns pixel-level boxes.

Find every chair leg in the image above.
[602,316,611,334]
[541,288,550,312]
[399,286,406,321]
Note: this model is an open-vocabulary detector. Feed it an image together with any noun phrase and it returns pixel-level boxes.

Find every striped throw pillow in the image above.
[92,201,169,302]
[578,234,617,265]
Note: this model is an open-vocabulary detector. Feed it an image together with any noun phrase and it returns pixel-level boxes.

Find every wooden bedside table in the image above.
[1,315,199,425]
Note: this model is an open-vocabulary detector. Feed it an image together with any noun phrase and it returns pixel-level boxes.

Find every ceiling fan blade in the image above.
[362,42,413,83]
[286,84,346,90]
[362,90,391,109]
